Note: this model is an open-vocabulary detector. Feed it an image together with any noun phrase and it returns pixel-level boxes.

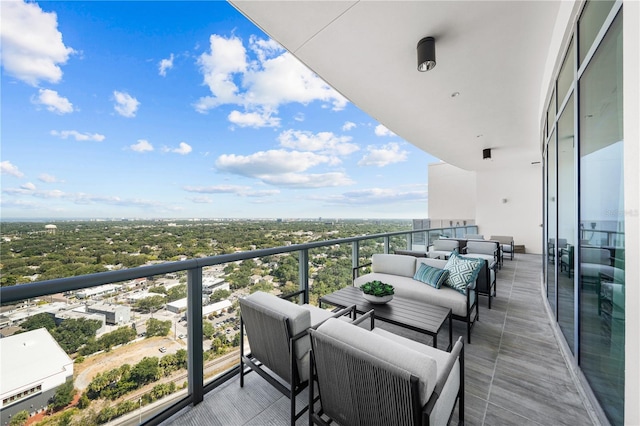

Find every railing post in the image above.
[352,241,360,278]
[298,249,309,304]
[187,267,204,405]
[406,233,411,251]
[384,236,390,254]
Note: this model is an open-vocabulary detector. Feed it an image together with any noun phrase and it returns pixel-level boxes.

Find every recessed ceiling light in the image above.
[476,134,483,138]
[451,92,460,98]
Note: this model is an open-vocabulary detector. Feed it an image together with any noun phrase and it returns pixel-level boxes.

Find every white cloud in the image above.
[260,172,352,188]
[342,121,356,131]
[358,143,408,167]
[33,89,74,114]
[113,91,140,117]
[195,35,347,120]
[2,185,177,211]
[158,53,174,76]
[195,34,247,111]
[189,196,213,204]
[316,187,428,205]
[1,161,24,178]
[278,129,359,156]
[172,142,192,155]
[20,182,36,191]
[294,113,305,122]
[51,130,105,142]
[215,150,331,177]
[130,139,154,153]
[184,185,250,194]
[0,0,75,86]
[183,185,280,197]
[215,150,353,189]
[38,173,60,183]
[374,124,396,137]
[228,109,280,128]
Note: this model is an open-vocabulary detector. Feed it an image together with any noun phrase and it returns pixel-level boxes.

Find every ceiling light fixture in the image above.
[451,92,460,98]
[417,37,436,72]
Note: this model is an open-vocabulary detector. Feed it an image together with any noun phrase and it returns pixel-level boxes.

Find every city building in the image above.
[0,328,73,424]
[86,303,131,325]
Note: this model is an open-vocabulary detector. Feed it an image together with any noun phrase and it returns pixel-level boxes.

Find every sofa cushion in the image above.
[443,252,484,294]
[354,272,471,317]
[414,263,449,289]
[316,318,438,406]
[371,253,416,278]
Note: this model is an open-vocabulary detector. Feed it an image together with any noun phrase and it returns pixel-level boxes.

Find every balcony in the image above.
[0,227,595,426]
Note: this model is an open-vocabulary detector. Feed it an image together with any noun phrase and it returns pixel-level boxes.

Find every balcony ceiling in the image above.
[230,0,561,172]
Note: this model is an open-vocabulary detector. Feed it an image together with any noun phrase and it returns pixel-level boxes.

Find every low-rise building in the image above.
[0,328,73,424]
[86,303,130,325]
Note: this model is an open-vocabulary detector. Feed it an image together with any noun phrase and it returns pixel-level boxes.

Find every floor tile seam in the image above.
[482,259,517,425]
[484,400,546,426]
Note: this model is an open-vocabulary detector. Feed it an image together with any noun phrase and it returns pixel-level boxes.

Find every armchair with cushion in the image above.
[427,239,460,259]
[239,290,354,425]
[490,235,515,261]
[309,313,464,426]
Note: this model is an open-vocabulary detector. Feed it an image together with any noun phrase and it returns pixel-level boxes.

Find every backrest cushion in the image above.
[413,263,449,289]
[316,318,437,405]
[581,247,611,265]
[371,253,417,278]
[433,239,459,251]
[241,291,311,359]
[466,240,498,255]
[443,252,484,294]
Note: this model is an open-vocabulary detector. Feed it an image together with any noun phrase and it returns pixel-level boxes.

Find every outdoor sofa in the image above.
[353,253,481,343]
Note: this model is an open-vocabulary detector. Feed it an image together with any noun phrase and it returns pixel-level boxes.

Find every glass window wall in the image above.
[578,12,624,425]
[544,3,624,424]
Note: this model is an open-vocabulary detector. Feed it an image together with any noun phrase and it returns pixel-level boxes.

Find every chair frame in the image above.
[239,290,354,425]
[309,311,465,426]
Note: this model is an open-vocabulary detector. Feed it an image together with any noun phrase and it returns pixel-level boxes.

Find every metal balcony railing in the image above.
[0,225,477,425]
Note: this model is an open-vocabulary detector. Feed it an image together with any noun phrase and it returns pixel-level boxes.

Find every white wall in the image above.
[428,161,542,253]
[427,162,476,221]
[475,166,543,254]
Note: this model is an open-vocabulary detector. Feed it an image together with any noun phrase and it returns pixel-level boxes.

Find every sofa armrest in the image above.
[352,262,372,280]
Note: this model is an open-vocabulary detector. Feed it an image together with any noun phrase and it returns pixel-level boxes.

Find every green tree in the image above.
[209,289,231,303]
[9,410,29,426]
[20,312,56,331]
[51,378,75,409]
[146,318,171,337]
[135,295,166,313]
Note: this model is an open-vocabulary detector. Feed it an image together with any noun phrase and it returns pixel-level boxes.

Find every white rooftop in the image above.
[0,328,73,396]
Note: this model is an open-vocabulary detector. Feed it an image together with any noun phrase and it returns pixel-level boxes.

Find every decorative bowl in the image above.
[362,293,394,304]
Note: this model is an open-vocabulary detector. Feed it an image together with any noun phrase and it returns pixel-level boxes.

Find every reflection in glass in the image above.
[557,39,574,106]
[579,12,624,425]
[578,0,615,65]
[546,129,557,315]
[557,95,575,352]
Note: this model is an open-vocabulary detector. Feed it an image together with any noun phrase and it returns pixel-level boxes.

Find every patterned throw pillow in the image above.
[413,263,450,289]
[443,252,484,294]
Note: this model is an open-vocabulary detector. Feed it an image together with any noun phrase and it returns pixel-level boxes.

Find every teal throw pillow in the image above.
[413,263,449,289]
[443,252,484,294]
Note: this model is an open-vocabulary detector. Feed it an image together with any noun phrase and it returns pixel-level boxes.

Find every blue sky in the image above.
[1,1,437,220]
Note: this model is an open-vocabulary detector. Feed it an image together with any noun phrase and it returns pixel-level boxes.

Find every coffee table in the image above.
[319,286,452,351]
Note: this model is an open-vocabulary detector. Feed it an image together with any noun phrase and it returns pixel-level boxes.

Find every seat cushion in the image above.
[414,263,449,289]
[443,253,484,294]
[317,318,438,406]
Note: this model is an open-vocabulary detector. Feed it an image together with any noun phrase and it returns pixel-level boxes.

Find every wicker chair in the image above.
[239,290,354,426]
[309,313,464,426]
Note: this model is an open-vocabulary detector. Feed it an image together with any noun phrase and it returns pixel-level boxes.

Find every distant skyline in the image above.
[1,1,438,220]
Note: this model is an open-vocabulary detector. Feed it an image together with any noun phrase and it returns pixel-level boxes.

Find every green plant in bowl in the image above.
[360,280,395,297]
